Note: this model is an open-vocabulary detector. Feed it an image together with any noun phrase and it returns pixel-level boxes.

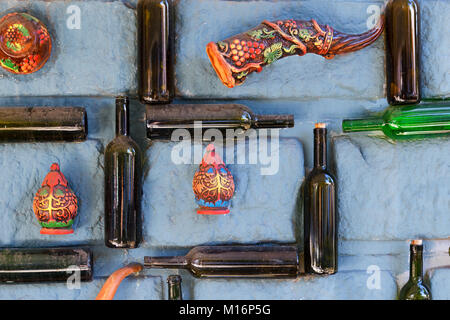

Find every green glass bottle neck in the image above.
[409,245,424,281]
[342,118,384,133]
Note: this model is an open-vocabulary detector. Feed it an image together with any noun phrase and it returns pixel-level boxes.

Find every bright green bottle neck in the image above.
[342,118,384,132]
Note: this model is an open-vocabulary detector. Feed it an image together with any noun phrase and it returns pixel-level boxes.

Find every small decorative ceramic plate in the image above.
[0,12,52,74]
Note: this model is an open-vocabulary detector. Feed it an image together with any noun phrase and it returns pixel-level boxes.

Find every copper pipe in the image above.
[96,263,143,300]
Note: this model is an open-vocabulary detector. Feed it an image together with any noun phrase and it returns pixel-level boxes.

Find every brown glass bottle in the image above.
[138,0,174,104]
[145,245,301,278]
[304,124,337,275]
[385,0,421,105]
[146,104,294,140]
[104,97,143,249]
[167,275,183,300]
[0,247,93,283]
[0,107,87,142]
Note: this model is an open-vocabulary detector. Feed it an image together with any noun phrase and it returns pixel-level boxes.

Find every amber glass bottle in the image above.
[304,124,337,275]
[138,0,174,104]
[385,0,421,105]
[145,245,301,278]
[104,97,143,248]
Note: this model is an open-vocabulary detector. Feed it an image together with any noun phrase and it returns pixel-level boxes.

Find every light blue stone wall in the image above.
[0,0,448,300]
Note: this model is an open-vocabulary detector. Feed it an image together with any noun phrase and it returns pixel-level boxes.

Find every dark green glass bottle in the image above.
[145,245,301,278]
[304,123,337,275]
[0,107,87,142]
[398,240,431,300]
[0,247,93,283]
[385,0,421,105]
[146,103,294,140]
[167,275,182,300]
[342,102,450,140]
[138,0,174,104]
[104,97,143,249]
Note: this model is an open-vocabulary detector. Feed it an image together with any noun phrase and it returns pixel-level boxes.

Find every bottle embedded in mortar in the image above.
[138,0,174,104]
[304,123,337,275]
[385,0,421,105]
[104,97,143,249]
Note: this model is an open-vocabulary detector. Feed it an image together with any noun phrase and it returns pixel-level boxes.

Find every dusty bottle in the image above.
[145,245,302,278]
[104,97,143,249]
[0,247,93,284]
[304,123,337,275]
[385,0,421,105]
[138,0,174,104]
[342,102,450,140]
[0,107,87,142]
[146,103,294,140]
[398,240,431,300]
[167,275,182,300]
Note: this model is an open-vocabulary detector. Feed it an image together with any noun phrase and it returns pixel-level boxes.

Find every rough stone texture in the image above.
[0,0,448,301]
[420,0,450,99]
[175,0,386,100]
[430,269,450,300]
[0,141,104,247]
[0,276,162,300]
[193,271,397,300]
[0,1,136,97]
[334,135,450,241]
[142,139,304,247]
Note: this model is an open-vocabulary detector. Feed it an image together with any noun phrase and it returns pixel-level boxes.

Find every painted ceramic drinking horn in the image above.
[207,16,384,88]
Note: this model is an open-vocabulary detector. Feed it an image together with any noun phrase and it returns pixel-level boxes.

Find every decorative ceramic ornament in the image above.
[192,144,235,215]
[0,12,51,74]
[207,16,384,88]
[33,163,78,235]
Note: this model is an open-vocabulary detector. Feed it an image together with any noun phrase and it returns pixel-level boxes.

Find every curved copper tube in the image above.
[96,263,143,300]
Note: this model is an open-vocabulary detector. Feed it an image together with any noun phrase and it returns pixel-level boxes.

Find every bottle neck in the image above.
[116,97,129,136]
[254,114,295,129]
[314,128,327,169]
[167,275,182,300]
[342,118,384,133]
[144,256,188,269]
[409,244,424,281]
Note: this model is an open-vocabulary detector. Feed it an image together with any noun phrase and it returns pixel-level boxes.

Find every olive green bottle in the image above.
[398,240,431,300]
[138,0,174,104]
[385,0,421,105]
[145,245,301,278]
[342,102,450,140]
[304,123,337,275]
[104,97,143,249]
[167,275,183,300]
[0,247,93,283]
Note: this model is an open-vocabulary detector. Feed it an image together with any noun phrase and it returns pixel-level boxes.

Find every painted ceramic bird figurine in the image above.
[33,163,78,234]
[207,16,384,88]
[193,144,235,215]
